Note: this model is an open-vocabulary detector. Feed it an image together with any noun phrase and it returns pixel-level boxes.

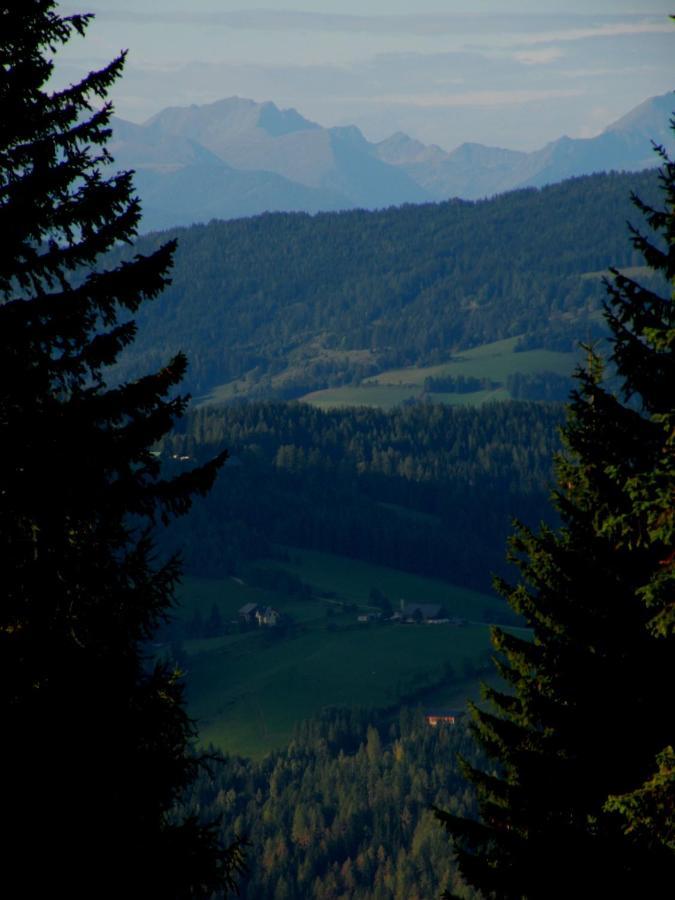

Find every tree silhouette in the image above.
[436,121,674,896]
[0,3,242,895]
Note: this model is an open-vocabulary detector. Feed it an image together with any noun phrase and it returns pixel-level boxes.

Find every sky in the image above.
[55,2,674,152]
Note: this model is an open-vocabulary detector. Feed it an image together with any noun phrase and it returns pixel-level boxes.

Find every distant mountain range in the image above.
[109,93,674,231]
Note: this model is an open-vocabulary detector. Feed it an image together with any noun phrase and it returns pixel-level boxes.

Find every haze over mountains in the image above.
[110,92,674,232]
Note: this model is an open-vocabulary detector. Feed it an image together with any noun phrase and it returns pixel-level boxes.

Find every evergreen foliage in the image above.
[436,118,675,896]
[161,400,564,591]
[182,707,483,899]
[0,4,239,895]
[111,169,662,399]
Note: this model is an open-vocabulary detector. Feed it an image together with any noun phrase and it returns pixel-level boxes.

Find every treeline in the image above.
[160,400,564,592]
[423,374,497,394]
[180,707,481,899]
[110,170,661,398]
[506,370,573,401]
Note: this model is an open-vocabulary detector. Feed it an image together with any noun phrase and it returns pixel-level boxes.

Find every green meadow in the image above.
[196,336,579,410]
[301,382,421,410]
[369,336,575,383]
[174,548,510,757]
[301,337,578,410]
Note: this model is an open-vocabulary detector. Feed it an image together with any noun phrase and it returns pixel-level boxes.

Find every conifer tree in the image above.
[0,3,242,895]
[436,121,674,896]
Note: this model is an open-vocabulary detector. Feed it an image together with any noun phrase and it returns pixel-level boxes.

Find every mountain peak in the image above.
[329,124,368,145]
[603,92,675,143]
[376,132,447,166]
[114,91,673,230]
[146,96,319,139]
[256,100,320,137]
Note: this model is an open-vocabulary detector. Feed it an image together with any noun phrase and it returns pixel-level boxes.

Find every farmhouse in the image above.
[357,612,382,623]
[255,606,281,627]
[425,709,463,727]
[239,603,282,627]
[398,601,445,622]
[238,603,259,624]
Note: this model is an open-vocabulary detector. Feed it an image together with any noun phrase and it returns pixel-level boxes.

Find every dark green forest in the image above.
[2,4,239,895]
[181,707,481,900]
[161,400,564,593]
[111,169,663,398]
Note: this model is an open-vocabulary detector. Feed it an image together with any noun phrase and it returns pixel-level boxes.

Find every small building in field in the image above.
[425,709,463,727]
[357,612,382,623]
[255,606,281,627]
[399,601,444,622]
[239,603,283,627]
[238,602,259,624]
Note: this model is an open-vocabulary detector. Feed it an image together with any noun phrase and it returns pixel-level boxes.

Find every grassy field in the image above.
[196,335,578,410]
[187,620,494,757]
[300,383,511,410]
[369,337,575,383]
[301,337,578,410]
[174,548,511,757]
[300,383,420,410]
[270,548,500,616]
[196,346,376,407]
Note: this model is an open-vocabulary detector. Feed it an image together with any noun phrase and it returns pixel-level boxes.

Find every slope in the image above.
[111,169,662,400]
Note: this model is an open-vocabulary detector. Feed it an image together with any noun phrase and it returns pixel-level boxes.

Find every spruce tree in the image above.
[436,123,674,896]
[0,3,241,895]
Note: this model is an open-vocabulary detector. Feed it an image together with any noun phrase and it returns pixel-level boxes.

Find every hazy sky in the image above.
[56,2,674,151]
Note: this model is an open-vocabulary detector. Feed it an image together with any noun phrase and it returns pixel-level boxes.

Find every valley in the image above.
[158,397,561,759]
[9,6,673,896]
[169,548,510,757]
[125,167,665,812]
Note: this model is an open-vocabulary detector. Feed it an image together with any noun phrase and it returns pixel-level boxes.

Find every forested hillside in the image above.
[112,169,662,399]
[182,707,481,899]
[161,400,563,592]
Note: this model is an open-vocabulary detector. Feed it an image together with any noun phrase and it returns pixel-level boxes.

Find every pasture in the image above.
[174,547,509,757]
[301,337,578,410]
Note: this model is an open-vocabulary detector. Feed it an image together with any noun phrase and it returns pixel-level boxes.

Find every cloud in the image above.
[513,20,674,46]
[70,8,670,41]
[51,6,674,152]
[355,88,585,109]
[560,66,652,80]
[513,47,565,65]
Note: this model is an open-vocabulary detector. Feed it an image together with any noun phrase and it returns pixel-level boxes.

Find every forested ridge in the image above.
[111,169,662,398]
[162,400,563,592]
[181,708,481,900]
